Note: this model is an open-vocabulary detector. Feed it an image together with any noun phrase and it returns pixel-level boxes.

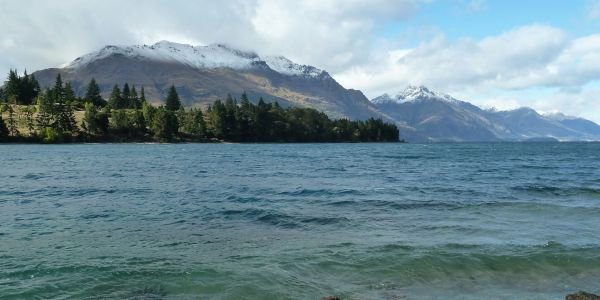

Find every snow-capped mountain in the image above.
[372,86,600,142]
[32,41,387,121]
[372,85,459,104]
[64,41,326,79]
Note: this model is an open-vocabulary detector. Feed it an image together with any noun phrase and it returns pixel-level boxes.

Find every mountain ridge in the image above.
[33,41,390,122]
[372,86,600,142]
[64,41,328,79]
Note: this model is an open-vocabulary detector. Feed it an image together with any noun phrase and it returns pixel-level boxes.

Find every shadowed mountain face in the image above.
[32,41,388,121]
[373,86,600,142]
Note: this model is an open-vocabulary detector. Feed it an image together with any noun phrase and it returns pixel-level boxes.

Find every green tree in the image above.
[180,108,206,136]
[122,83,131,108]
[3,70,20,103]
[165,85,181,111]
[82,102,99,135]
[208,101,225,139]
[140,86,147,104]
[64,82,76,103]
[151,107,178,140]
[110,109,132,134]
[36,91,53,133]
[85,78,106,107]
[132,108,146,133]
[142,101,155,125]
[51,75,77,136]
[130,85,139,109]
[108,84,123,109]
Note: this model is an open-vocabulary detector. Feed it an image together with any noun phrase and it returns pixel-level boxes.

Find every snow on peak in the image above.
[544,112,578,121]
[63,41,324,78]
[372,85,459,104]
[397,85,456,102]
[371,93,394,104]
[263,56,324,78]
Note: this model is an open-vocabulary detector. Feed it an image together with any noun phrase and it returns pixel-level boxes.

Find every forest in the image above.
[0,70,400,143]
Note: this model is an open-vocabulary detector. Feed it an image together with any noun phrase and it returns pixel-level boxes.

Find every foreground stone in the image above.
[566,291,600,300]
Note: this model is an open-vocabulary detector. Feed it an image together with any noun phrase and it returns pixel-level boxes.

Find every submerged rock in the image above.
[321,297,341,300]
[566,291,600,300]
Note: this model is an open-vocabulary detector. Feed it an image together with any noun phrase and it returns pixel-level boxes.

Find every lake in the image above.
[1,143,599,299]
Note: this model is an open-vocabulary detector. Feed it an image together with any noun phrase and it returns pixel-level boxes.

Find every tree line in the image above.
[0,70,400,143]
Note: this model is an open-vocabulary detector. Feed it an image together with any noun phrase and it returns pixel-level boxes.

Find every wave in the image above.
[221,208,348,228]
[512,184,600,197]
[356,242,600,280]
[278,188,367,197]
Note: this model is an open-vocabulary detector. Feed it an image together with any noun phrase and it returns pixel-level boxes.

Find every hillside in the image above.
[33,41,389,121]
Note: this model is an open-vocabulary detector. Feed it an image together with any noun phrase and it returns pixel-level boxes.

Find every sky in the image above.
[1,0,600,122]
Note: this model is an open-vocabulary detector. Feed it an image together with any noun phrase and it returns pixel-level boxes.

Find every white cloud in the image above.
[336,25,600,95]
[0,0,418,75]
[532,86,600,122]
[335,25,577,95]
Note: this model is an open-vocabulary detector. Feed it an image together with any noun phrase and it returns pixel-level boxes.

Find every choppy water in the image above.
[1,143,600,299]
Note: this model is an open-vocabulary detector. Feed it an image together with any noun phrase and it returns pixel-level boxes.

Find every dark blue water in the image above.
[1,143,600,299]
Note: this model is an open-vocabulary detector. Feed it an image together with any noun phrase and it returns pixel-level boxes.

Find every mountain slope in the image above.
[33,41,389,121]
[372,86,502,141]
[373,86,600,142]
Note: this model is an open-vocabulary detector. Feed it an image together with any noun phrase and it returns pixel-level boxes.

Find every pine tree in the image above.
[36,91,53,132]
[64,82,76,103]
[108,84,122,109]
[130,85,139,109]
[85,78,105,107]
[50,74,76,136]
[20,70,40,105]
[165,85,181,111]
[140,86,147,104]
[2,69,39,104]
[26,73,41,104]
[4,70,20,103]
[51,74,64,102]
[122,83,131,108]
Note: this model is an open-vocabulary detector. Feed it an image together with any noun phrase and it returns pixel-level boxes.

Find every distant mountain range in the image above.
[30,41,600,142]
[372,86,600,142]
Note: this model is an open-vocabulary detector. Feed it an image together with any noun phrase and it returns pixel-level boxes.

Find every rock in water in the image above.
[566,291,600,300]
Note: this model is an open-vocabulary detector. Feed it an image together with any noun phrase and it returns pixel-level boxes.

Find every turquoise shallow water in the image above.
[1,143,600,299]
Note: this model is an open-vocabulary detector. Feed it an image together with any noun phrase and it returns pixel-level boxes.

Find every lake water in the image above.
[1,143,600,299]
